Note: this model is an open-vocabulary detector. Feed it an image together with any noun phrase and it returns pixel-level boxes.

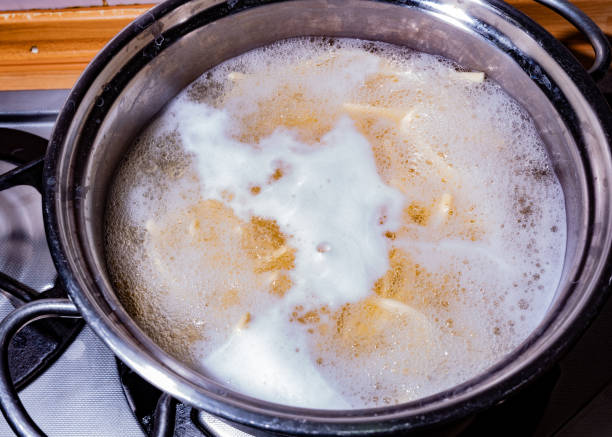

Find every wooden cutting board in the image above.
[0,1,610,90]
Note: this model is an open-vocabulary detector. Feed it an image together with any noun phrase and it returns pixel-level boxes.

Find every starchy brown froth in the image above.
[105,37,566,408]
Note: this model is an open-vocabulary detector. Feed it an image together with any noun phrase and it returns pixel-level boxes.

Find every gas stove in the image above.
[0,88,611,437]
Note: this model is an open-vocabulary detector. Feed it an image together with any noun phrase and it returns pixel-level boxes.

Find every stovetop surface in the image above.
[1,88,612,437]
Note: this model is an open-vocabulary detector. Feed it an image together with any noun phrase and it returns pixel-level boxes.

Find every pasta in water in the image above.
[105,38,566,408]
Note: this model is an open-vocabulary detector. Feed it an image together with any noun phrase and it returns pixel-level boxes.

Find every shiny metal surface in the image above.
[37,0,612,434]
[0,298,79,437]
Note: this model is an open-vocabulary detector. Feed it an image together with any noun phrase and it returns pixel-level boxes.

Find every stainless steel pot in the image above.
[0,0,611,435]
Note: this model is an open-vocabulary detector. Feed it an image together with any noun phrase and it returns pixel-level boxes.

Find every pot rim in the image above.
[43,0,612,434]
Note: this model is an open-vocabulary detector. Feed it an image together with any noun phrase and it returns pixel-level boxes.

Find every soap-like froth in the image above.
[201,307,351,409]
[175,102,404,307]
[105,37,566,409]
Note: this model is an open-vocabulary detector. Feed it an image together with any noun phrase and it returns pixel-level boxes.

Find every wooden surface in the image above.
[0,4,153,90]
[0,1,611,90]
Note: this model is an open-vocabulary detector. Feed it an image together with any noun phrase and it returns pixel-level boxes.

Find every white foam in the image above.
[174,101,404,307]
[104,37,567,409]
[202,308,350,408]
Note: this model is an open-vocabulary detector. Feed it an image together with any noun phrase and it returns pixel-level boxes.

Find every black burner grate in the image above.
[0,129,84,393]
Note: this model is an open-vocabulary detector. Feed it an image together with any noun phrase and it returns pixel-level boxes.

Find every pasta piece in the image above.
[449,71,485,83]
[343,103,405,122]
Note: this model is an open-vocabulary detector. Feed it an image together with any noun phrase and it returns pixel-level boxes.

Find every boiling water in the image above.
[105,38,566,409]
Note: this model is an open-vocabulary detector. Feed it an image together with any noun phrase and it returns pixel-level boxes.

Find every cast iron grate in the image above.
[0,128,84,392]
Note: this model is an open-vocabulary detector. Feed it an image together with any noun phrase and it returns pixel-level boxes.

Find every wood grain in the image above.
[0,5,153,90]
[0,1,610,91]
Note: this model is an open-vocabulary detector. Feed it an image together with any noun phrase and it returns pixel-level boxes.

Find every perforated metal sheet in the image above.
[0,159,143,436]
[0,326,144,437]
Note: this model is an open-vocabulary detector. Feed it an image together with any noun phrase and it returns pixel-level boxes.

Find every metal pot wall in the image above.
[0,0,611,435]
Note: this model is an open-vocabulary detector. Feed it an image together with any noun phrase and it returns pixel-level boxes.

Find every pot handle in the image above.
[0,299,80,437]
[534,0,611,81]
